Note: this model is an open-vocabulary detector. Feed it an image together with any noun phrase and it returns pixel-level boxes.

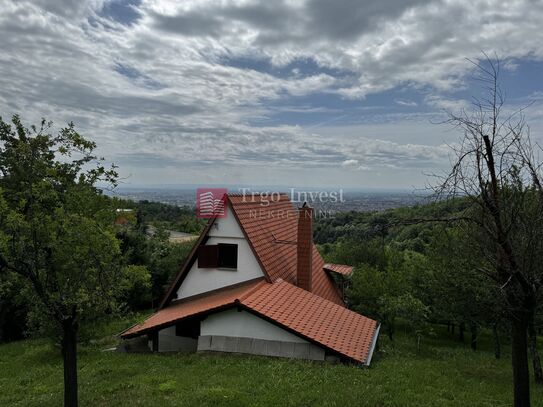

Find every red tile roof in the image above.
[123,280,265,338]
[122,279,378,364]
[243,280,378,364]
[228,194,344,305]
[323,263,354,277]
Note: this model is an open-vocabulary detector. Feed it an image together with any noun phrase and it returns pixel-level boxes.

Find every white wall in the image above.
[201,308,308,343]
[176,206,264,300]
[207,206,245,238]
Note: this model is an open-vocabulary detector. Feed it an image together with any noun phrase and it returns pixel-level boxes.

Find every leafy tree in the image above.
[347,250,430,343]
[435,57,543,406]
[146,234,194,305]
[426,225,505,352]
[118,265,152,310]
[0,116,120,407]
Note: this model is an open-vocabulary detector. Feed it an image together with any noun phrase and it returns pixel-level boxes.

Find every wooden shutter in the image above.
[197,245,218,268]
[218,243,238,269]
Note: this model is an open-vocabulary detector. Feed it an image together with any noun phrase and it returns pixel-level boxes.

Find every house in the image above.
[121,193,380,365]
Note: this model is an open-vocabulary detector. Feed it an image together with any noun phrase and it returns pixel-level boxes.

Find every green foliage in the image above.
[0,272,29,341]
[0,115,121,335]
[146,237,194,303]
[425,226,503,327]
[321,198,502,347]
[314,198,469,248]
[115,199,205,234]
[347,249,431,342]
[115,222,196,306]
[118,266,152,310]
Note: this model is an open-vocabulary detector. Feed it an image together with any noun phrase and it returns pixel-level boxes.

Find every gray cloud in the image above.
[0,0,542,188]
[305,0,431,41]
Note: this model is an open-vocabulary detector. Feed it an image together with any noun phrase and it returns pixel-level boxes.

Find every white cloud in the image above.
[341,159,359,167]
[0,0,542,187]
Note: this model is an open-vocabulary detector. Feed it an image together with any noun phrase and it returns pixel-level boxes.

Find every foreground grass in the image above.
[1,320,543,406]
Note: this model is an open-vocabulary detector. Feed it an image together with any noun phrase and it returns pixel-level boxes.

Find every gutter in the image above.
[364,323,381,367]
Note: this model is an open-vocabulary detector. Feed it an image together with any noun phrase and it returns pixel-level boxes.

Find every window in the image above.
[175,317,200,338]
[197,245,218,268]
[218,243,238,269]
[197,243,238,269]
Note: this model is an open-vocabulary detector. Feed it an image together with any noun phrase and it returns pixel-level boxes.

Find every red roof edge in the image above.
[121,302,236,339]
[157,216,216,309]
[169,277,266,306]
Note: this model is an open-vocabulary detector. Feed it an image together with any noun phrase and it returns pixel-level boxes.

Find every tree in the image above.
[348,249,429,343]
[435,56,543,406]
[426,225,505,353]
[0,116,120,407]
[118,265,152,310]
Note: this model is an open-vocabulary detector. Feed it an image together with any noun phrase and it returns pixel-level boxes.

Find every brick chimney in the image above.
[297,203,313,292]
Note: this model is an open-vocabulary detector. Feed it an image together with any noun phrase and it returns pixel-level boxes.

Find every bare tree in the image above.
[435,55,543,407]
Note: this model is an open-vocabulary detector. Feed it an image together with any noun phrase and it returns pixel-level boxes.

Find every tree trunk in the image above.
[61,319,78,407]
[470,323,478,351]
[528,319,543,385]
[451,323,455,335]
[387,323,394,342]
[459,322,465,343]
[511,316,531,407]
[493,322,501,359]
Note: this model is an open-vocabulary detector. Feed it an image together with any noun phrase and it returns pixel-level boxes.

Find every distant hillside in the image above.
[314,197,469,246]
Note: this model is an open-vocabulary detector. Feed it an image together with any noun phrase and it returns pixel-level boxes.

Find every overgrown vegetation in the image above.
[2,318,543,407]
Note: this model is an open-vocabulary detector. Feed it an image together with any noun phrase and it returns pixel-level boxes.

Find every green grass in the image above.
[1,319,543,406]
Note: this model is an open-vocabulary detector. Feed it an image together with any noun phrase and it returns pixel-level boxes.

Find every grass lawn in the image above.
[1,316,543,406]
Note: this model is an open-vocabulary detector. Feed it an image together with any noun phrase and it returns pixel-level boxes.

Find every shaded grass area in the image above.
[1,319,543,406]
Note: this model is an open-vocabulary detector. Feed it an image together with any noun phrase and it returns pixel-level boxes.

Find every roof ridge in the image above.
[169,278,265,306]
[237,279,269,302]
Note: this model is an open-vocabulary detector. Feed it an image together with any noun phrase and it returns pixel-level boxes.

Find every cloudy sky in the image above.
[1,0,543,189]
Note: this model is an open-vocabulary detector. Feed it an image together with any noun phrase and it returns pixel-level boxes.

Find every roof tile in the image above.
[228,194,344,305]
[122,279,378,364]
[323,263,354,276]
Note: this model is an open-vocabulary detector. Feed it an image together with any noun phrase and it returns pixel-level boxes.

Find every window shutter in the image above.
[218,243,238,269]
[197,245,218,268]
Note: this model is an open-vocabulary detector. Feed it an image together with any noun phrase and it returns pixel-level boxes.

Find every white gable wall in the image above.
[176,206,264,300]
[200,308,308,343]
[207,206,245,239]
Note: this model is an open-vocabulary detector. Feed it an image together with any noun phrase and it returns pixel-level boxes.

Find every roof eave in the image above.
[120,302,238,339]
[157,216,217,310]
[363,323,381,367]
